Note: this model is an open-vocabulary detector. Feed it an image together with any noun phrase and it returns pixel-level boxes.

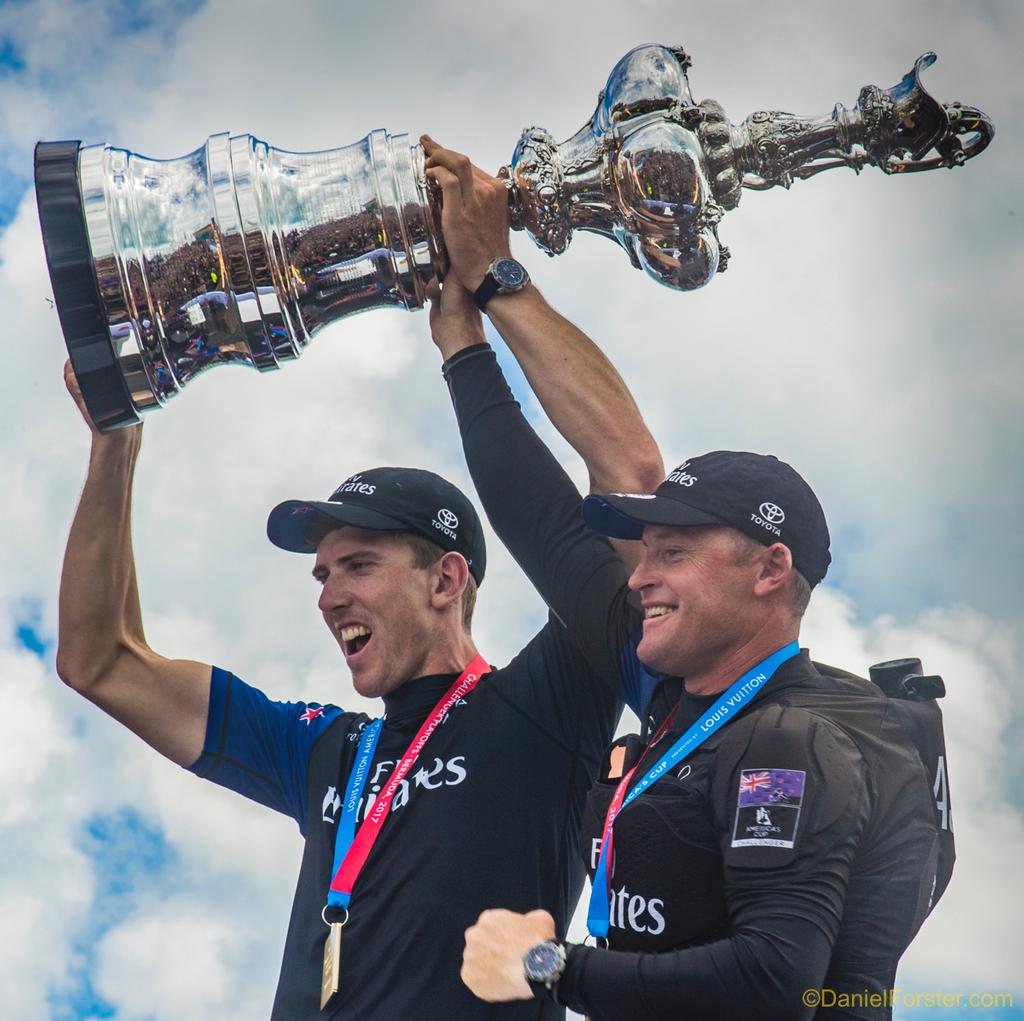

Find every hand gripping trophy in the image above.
[35,44,992,431]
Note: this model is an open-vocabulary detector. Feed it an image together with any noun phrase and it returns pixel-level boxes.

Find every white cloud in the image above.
[0,644,97,1021]
[93,905,265,1021]
[802,591,1023,989]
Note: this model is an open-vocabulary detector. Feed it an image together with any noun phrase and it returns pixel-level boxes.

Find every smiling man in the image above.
[416,141,952,1021]
[54,231,663,1020]
[457,457,950,1021]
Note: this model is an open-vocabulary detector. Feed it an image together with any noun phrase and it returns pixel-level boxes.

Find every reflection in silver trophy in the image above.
[36,44,992,430]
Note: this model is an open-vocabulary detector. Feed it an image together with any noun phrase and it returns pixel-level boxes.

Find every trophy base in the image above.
[37,140,141,431]
[36,131,443,431]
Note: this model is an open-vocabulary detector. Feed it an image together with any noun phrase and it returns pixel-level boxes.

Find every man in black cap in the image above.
[55,286,663,1021]
[420,140,947,1020]
[451,412,945,1021]
[265,466,489,701]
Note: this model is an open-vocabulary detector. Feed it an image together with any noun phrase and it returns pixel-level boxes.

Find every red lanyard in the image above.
[597,703,680,903]
[328,655,490,901]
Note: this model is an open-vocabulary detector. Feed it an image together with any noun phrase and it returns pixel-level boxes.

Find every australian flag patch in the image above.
[731,768,806,848]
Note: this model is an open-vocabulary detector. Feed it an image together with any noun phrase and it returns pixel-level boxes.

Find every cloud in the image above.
[93,906,259,1021]
[0,642,97,1021]
[801,591,1023,989]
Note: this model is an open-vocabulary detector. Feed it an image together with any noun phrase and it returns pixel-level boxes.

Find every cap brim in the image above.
[267,499,416,553]
[582,493,728,539]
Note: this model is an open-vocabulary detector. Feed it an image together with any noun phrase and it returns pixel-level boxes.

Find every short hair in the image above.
[729,531,812,619]
[789,567,812,618]
[401,533,477,631]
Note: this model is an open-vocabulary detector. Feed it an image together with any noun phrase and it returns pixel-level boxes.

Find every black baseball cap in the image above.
[267,467,487,584]
[582,451,831,586]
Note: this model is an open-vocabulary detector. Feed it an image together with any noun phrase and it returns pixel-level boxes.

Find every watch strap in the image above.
[526,975,564,1006]
[473,257,528,311]
[472,272,502,312]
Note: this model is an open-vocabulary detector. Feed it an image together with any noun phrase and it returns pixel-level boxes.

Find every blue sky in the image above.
[15,603,49,658]
[49,809,176,1021]
[0,2,1021,1019]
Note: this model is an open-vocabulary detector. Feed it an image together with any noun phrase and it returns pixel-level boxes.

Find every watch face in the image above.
[492,258,527,289]
[523,942,562,982]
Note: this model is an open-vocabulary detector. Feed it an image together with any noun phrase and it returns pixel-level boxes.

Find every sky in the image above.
[0,1,1021,1019]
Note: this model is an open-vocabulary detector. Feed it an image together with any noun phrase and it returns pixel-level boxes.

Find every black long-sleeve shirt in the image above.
[445,344,942,1021]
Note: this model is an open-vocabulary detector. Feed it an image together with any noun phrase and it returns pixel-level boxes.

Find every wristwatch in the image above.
[473,256,530,311]
[522,939,567,994]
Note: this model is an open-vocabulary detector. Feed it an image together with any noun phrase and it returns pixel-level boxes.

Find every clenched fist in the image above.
[461,908,556,1002]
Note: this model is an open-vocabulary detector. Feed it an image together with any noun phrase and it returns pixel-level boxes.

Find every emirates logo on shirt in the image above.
[589,839,666,935]
[321,755,468,826]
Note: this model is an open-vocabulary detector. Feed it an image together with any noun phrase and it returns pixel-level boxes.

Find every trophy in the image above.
[36,44,992,431]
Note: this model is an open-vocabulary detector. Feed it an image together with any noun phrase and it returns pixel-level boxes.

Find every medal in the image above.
[320,920,343,1010]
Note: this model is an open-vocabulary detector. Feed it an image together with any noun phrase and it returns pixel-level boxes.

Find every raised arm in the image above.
[56,362,210,767]
[422,137,664,570]
[480,290,662,499]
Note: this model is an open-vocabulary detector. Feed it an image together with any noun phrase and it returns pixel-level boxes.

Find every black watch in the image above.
[522,939,566,993]
[473,257,530,311]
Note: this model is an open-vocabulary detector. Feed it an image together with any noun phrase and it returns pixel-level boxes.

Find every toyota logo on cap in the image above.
[437,508,459,530]
[759,502,785,523]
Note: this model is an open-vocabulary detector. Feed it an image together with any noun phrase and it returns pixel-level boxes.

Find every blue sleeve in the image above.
[186,667,343,835]
[618,628,663,719]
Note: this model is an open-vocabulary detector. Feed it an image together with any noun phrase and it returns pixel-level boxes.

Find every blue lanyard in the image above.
[324,656,491,913]
[587,641,800,939]
[327,717,384,910]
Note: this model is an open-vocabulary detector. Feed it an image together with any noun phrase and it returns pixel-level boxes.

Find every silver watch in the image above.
[472,256,530,311]
[522,939,566,988]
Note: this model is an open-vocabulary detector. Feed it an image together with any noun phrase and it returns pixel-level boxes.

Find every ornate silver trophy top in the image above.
[503,45,993,289]
[35,44,992,430]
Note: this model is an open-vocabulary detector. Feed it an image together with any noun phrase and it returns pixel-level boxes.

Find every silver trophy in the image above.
[36,44,992,431]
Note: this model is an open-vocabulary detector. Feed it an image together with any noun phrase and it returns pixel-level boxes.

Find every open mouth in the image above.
[340,624,373,659]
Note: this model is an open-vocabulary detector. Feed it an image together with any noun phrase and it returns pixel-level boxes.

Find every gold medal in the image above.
[320,921,343,1010]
